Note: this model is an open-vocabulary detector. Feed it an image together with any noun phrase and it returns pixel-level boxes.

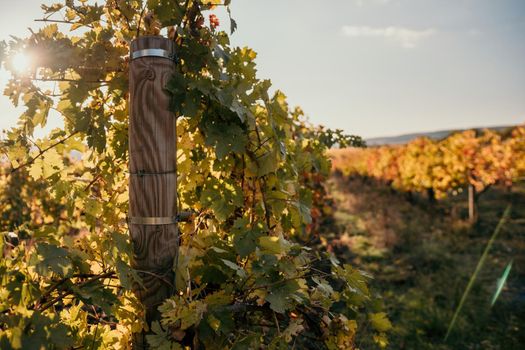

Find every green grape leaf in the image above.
[233,228,262,257]
[265,280,300,314]
[34,243,74,278]
[201,118,248,159]
[147,0,184,26]
[220,259,247,278]
[200,179,243,221]
[259,234,292,255]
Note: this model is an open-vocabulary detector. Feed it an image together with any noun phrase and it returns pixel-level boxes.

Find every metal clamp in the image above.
[128,212,194,225]
[131,48,176,61]
[128,216,177,225]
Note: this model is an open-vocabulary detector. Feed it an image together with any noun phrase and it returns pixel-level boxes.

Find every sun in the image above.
[12,52,31,73]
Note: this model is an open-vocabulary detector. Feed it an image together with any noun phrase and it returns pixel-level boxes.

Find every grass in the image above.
[325,175,525,349]
[444,205,511,341]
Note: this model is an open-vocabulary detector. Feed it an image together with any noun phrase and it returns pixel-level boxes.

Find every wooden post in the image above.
[427,188,436,204]
[468,183,477,222]
[129,36,178,349]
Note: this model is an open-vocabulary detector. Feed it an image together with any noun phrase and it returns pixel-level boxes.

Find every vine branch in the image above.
[10,130,80,174]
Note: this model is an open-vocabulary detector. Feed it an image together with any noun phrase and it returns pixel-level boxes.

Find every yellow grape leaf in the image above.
[42,149,64,178]
[202,0,223,5]
[369,312,392,333]
[282,318,304,342]
[29,158,44,180]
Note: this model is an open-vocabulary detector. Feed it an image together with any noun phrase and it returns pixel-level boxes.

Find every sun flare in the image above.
[12,52,31,73]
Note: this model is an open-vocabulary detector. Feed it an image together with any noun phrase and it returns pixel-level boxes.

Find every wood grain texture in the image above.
[129,36,177,349]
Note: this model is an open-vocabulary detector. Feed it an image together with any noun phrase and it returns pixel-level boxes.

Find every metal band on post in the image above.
[129,216,178,225]
[128,212,195,225]
[131,48,176,61]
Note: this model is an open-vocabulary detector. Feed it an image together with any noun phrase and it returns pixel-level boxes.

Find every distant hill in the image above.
[365,125,516,146]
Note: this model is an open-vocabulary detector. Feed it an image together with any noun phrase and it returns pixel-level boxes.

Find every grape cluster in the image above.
[209,14,220,29]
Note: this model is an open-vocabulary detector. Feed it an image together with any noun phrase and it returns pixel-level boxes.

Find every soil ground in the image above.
[326,175,525,349]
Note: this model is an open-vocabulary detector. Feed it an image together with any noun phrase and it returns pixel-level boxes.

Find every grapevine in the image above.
[0,1,385,349]
[330,127,525,218]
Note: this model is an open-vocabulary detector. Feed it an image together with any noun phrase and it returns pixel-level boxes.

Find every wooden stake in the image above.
[129,36,178,349]
[468,183,477,222]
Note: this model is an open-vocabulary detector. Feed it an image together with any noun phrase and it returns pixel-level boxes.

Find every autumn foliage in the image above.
[0,1,387,349]
[330,126,525,202]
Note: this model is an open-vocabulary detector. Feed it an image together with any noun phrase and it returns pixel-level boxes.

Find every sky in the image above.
[0,0,524,139]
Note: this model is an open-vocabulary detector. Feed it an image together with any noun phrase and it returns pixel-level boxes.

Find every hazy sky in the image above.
[1,0,524,138]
